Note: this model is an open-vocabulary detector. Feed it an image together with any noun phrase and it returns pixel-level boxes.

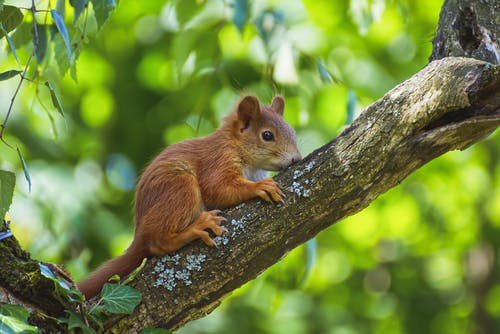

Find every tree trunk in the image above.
[429,0,499,63]
[1,0,499,333]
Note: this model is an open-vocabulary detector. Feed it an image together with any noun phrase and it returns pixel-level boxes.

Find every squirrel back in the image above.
[78,95,301,299]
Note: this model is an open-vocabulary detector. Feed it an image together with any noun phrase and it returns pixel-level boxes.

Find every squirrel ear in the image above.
[237,95,261,130]
[271,96,285,115]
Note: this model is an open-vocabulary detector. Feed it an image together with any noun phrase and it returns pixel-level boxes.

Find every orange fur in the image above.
[77,95,301,299]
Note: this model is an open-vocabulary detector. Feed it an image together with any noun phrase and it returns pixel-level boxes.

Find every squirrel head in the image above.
[227,95,301,171]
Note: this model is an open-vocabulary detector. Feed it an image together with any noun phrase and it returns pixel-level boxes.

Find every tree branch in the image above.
[104,57,500,332]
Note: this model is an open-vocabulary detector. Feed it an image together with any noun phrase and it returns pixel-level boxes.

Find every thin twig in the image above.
[0,0,40,145]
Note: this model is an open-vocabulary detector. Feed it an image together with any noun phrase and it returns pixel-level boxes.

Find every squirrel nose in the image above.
[291,154,302,164]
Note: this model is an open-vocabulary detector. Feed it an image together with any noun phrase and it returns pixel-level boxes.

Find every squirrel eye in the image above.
[261,130,274,142]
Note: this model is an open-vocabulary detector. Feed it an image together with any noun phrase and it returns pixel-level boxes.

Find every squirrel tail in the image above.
[77,239,148,300]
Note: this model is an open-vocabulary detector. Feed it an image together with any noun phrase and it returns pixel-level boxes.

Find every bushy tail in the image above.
[77,240,148,299]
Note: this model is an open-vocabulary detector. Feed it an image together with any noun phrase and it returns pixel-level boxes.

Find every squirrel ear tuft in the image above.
[237,95,261,130]
[271,96,285,115]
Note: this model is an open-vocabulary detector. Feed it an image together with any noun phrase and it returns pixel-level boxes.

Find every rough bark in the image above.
[429,0,499,63]
[0,221,73,332]
[103,57,500,332]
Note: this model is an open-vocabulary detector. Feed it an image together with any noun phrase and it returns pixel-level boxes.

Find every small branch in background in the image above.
[0,1,40,145]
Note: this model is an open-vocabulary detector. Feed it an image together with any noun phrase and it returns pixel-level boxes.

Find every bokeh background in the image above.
[1,0,500,333]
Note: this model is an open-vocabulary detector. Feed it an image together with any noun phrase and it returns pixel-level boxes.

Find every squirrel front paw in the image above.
[254,178,285,203]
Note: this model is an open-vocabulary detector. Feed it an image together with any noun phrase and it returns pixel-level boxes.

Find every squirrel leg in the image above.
[148,210,226,255]
[203,176,285,209]
[138,169,228,256]
[167,210,226,249]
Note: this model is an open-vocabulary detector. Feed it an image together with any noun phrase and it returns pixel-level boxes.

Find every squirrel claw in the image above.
[254,178,284,204]
[194,210,227,242]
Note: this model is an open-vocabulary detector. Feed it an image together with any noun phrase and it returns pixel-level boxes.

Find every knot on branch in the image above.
[453,5,482,54]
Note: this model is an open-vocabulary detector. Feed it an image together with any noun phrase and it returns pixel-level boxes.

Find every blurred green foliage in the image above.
[1,0,499,333]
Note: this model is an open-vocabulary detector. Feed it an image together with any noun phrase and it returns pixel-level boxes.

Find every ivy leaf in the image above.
[90,0,116,29]
[70,0,88,23]
[0,70,21,81]
[0,6,23,39]
[0,170,15,219]
[50,10,72,61]
[101,283,141,315]
[141,329,173,334]
[0,314,37,334]
[66,310,96,334]
[0,305,37,334]
[0,305,29,321]
[39,264,71,291]
[44,81,65,118]
[16,147,31,192]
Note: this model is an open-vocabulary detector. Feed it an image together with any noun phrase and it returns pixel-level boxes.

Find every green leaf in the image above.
[141,329,173,334]
[0,6,23,39]
[175,0,200,27]
[5,34,20,66]
[101,283,141,315]
[0,315,37,334]
[0,170,15,220]
[0,70,21,81]
[66,310,96,334]
[90,0,116,29]
[171,30,217,79]
[44,81,65,117]
[0,23,20,66]
[301,239,317,286]
[232,0,249,33]
[54,32,71,76]
[317,59,333,83]
[35,24,48,63]
[346,89,357,125]
[16,147,31,192]
[38,264,83,303]
[39,263,71,291]
[70,0,88,22]
[86,306,105,330]
[56,0,66,16]
[10,21,31,49]
[41,100,59,138]
[50,10,72,61]
[0,305,37,334]
[0,305,29,321]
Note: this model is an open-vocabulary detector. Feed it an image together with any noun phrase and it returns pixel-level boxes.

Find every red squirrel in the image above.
[77,95,301,299]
